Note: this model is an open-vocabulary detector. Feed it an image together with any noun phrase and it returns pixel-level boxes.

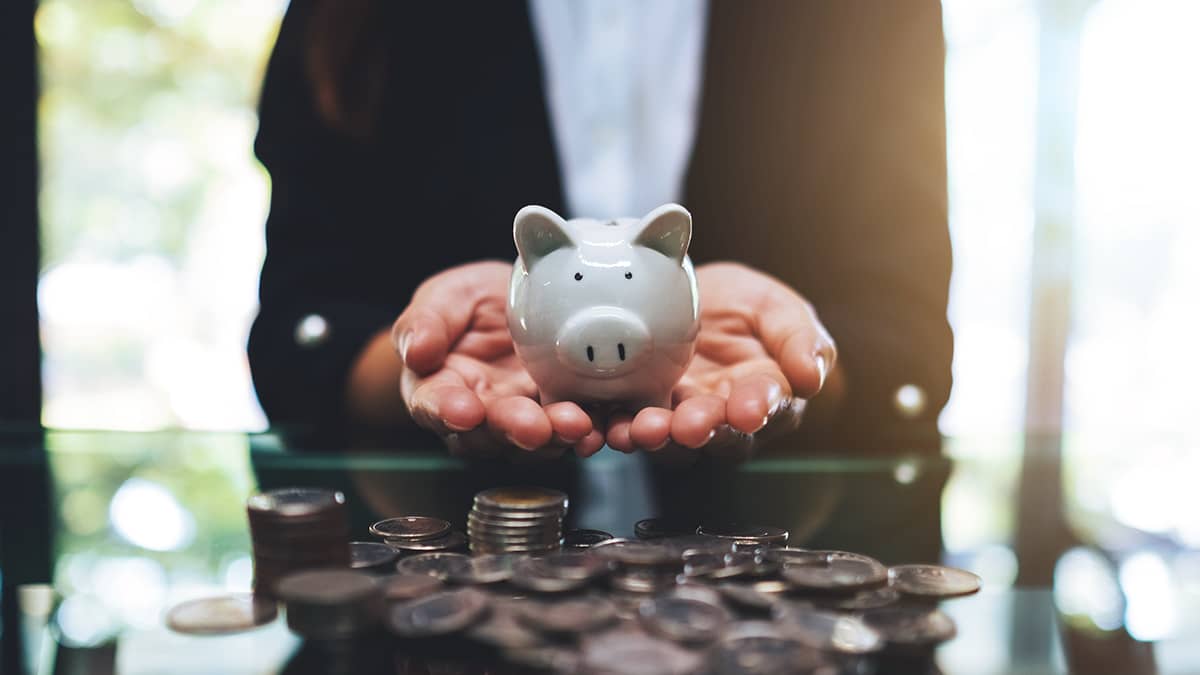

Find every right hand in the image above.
[391,261,605,459]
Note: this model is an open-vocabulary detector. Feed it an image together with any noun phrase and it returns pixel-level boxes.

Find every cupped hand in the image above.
[605,262,836,462]
[392,261,605,459]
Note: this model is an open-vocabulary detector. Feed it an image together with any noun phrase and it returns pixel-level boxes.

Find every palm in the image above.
[605,262,833,460]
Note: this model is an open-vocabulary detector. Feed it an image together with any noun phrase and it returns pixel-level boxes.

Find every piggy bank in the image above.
[507,203,700,410]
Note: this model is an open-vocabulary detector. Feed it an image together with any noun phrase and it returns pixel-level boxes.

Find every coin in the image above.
[474,486,568,512]
[582,630,703,675]
[681,552,725,577]
[697,522,789,547]
[466,598,546,649]
[396,552,471,579]
[780,551,888,594]
[591,540,679,568]
[443,554,516,585]
[387,588,491,637]
[275,569,382,640]
[516,596,618,635]
[716,583,780,612]
[609,569,678,594]
[369,516,451,541]
[888,564,982,599]
[715,635,825,674]
[772,603,884,654]
[563,529,615,549]
[764,548,824,568]
[165,594,277,635]
[382,573,443,601]
[387,530,468,553]
[528,550,610,581]
[821,587,901,612]
[349,542,400,570]
[246,487,345,519]
[668,582,724,607]
[862,607,957,647]
[639,596,732,644]
[657,534,737,557]
[510,556,593,593]
[635,517,695,540]
[704,551,767,580]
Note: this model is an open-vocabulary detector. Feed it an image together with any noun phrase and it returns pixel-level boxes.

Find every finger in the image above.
[605,412,637,453]
[544,402,593,444]
[754,396,807,447]
[444,428,502,458]
[630,407,673,451]
[405,371,487,433]
[755,299,836,399]
[574,429,606,458]
[703,424,755,463]
[670,395,727,449]
[726,372,788,434]
[486,396,554,451]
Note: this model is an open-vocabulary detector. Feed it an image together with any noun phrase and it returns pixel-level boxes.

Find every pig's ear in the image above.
[633,203,691,264]
[514,205,576,268]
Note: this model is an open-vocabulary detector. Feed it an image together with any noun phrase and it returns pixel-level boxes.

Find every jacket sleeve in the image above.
[248,0,399,429]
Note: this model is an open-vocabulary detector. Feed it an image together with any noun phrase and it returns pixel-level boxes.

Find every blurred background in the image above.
[8,0,1200,670]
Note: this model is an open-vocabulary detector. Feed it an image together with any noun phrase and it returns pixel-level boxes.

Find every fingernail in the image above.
[647,438,669,452]
[398,330,413,361]
[505,434,537,451]
[445,419,473,432]
[814,353,828,390]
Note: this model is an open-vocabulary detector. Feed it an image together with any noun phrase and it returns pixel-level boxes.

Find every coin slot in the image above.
[587,346,594,362]
[618,343,626,361]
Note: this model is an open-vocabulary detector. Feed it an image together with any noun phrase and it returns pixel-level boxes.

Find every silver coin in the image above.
[772,602,884,654]
[657,534,737,557]
[563,528,615,549]
[780,551,888,593]
[387,588,491,637]
[274,569,383,640]
[443,554,516,585]
[591,540,678,568]
[349,541,400,570]
[275,569,378,605]
[516,595,618,635]
[247,487,345,519]
[822,587,902,612]
[765,548,824,568]
[717,583,780,612]
[697,522,789,546]
[381,573,443,601]
[635,517,695,540]
[474,486,568,512]
[468,511,564,527]
[505,645,583,673]
[608,569,678,594]
[527,550,610,581]
[681,552,725,577]
[715,633,826,675]
[470,541,561,555]
[704,551,764,580]
[165,594,277,635]
[668,582,724,607]
[509,556,593,593]
[888,564,981,599]
[639,596,732,644]
[396,552,471,579]
[862,607,957,646]
[582,630,704,675]
[466,598,546,649]
[387,530,468,553]
[369,515,451,540]
[470,505,564,521]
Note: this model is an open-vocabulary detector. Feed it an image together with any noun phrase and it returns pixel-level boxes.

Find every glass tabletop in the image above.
[0,428,1196,674]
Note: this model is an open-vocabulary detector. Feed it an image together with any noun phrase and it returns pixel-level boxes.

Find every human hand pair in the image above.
[392,261,835,462]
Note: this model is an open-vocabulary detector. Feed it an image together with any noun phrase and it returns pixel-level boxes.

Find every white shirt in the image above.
[529,0,709,220]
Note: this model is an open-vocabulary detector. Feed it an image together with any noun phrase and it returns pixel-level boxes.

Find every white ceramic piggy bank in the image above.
[507,203,700,410]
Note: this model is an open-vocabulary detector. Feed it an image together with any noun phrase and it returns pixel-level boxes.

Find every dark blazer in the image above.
[249,0,952,453]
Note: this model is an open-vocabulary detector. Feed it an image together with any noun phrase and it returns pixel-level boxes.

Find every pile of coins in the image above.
[169,485,983,675]
[245,487,350,597]
[467,486,568,555]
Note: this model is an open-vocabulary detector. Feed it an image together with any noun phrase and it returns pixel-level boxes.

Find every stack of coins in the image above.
[246,487,350,597]
[369,516,466,555]
[467,487,568,555]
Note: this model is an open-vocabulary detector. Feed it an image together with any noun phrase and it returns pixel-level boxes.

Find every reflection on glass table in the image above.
[0,428,1197,674]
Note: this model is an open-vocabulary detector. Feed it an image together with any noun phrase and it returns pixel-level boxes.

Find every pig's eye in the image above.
[574,272,583,281]
[624,272,633,280]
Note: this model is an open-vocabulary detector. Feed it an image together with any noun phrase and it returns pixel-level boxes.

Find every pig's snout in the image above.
[556,307,651,377]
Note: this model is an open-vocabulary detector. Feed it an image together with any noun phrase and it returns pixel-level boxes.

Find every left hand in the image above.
[604,262,837,462]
